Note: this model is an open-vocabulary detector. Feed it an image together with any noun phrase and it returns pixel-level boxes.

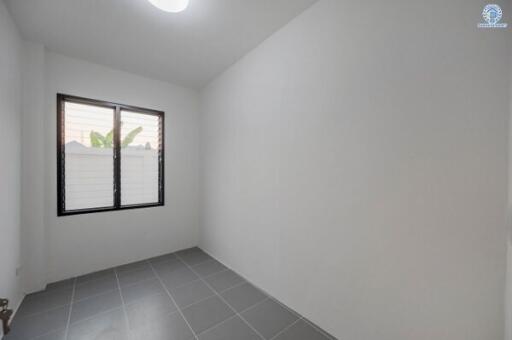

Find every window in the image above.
[57,94,164,216]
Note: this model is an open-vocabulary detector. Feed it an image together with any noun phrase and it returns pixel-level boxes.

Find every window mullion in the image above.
[114,106,121,208]
[159,114,165,205]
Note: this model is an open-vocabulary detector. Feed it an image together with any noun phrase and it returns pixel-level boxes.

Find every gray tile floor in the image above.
[6,248,336,340]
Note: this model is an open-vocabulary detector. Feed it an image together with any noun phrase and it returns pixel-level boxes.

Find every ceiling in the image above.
[5,0,317,89]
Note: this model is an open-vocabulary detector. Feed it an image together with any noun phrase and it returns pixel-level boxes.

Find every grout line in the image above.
[15,286,76,320]
[257,293,331,338]
[147,253,178,265]
[60,250,209,291]
[75,261,149,288]
[14,302,72,320]
[202,268,229,276]
[63,277,77,339]
[176,283,268,319]
[157,267,230,292]
[170,268,244,299]
[200,247,337,339]
[169,277,203,291]
[269,317,303,340]
[113,267,131,336]
[195,297,270,337]
[190,258,217,267]
[72,288,119,304]
[176,293,217,311]
[15,248,336,340]
[76,259,225,296]
[175,254,267,340]
[302,318,337,340]
[25,328,67,340]
[66,305,125,328]
[72,254,218,291]
[115,273,156,288]
[217,280,248,294]
[267,295,302,319]
[75,270,117,286]
[147,260,199,340]
[119,267,252,321]
[184,256,217,267]
[39,307,133,340]
[158,270,250,313]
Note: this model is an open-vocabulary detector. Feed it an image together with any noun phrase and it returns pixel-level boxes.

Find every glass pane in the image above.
[64,102,114,211]
[120,110,160,206]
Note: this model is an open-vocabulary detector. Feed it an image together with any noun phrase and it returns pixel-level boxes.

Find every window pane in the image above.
[120,110,161,206]
[64,102,114,211]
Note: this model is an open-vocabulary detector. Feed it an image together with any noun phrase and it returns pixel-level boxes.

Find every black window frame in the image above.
[57,93,165,216]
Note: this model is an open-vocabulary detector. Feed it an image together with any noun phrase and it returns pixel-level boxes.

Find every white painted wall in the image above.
[200,1,510,339]
[40,52,200,283]
[507,240,512,340]
[20,41,47,294]
[506,51,512,340]
[0,0,23,334]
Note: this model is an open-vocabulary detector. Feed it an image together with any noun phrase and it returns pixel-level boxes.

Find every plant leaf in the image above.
[90,131,106,148]
[121,126,143,148]
[104,129,114,148]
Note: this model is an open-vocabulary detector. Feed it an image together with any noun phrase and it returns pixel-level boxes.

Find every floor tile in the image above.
[125,293,177,330]
[129,312,194,340]
[117,266,155,287]
[116,260,150,273]
[6,247,336,340]
[192,260,227,277]
[33,328,67,340]
[273,319,331,340]
[70,290,122,323]
[241,299,298,339]
[198,316,261,340]
[74,276,117,301]
[120,277,166,304]
[182,296,235,334]
[221,283,267,312]
[76,268,116,284]
[170,279,215,308]
[16,287,73,318]
[176,248,213,266]
[46,278,75,291]
[68,308,128,340]
[175,247,202,256]
[148,252,176,264]
[152,257,187,274]
[204,270,246,293]
[6,305,69,340]
[159,267,199,290]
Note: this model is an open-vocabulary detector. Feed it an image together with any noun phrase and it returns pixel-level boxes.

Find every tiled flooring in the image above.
[5,247,336,340]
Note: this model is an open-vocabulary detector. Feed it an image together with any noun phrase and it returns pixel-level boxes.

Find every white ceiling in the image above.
[5,0,317,89]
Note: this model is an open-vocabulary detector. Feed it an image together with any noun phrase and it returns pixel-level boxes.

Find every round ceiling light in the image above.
[147,0,189,13]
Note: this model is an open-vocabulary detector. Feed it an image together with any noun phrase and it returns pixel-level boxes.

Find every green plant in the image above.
[90,126,143,148]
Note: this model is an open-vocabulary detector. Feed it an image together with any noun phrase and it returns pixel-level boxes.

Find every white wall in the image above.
[200,1,510,339]
[0,0,23,334]
[506,50,512,340]
[507,240,512,340]
[40,52,200,283]
[20,41,47,294]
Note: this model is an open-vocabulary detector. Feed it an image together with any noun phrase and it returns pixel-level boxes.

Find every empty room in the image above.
[0,0,511,339]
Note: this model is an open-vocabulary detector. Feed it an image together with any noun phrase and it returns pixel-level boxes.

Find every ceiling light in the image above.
[147,0,189,13]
